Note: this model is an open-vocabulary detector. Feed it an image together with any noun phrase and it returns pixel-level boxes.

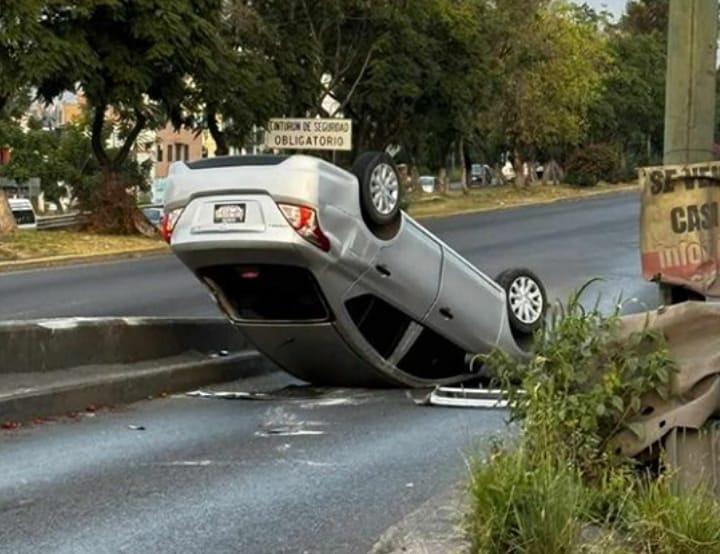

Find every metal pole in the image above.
[663,0,718,165]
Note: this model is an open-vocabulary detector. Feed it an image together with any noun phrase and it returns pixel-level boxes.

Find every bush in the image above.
[465,285,720,553]
[482,284,676,476]
[565,144,623,187]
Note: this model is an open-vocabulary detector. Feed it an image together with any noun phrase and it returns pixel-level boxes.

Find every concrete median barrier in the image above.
[0,317,277,422]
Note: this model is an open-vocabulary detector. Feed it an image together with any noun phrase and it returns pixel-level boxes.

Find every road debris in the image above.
[186,390,272,400]
[127,424,146,431]
[415,387,509,409]
[256,406,325,437]
[256,428,325,437]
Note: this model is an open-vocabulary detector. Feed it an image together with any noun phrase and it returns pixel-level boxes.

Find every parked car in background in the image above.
[419,175,436,194]
[9,198,37,230]
[141,205,163,230]
[471,163,499,187]
[162,153,547,388]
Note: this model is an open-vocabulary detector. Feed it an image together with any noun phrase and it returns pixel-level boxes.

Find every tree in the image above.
[24,1,228,234]
[622,0,669,36]
[479,1,610,186]
[192,0,285,156]
[587,0,667,170]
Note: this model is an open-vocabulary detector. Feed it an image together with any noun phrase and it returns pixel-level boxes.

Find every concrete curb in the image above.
[411,184,638,221]
[369,481,471,554]
[0,247,169,274]
[0,352,274,423]
[0,317,277,422]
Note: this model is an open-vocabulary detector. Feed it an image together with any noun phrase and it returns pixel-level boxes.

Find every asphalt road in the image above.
[0,191,658,553]
[0,373,505,554]
[0,190,656,321]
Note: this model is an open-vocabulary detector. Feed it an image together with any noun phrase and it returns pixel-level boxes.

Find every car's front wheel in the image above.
[352,151,402,236]
[496,268,547,336]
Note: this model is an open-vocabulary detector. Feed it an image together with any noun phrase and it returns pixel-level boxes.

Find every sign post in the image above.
[265,118,352,152]
[641,0,719,298]
[640,162,720,296]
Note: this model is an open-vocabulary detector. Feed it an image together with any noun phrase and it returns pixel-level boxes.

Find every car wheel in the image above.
[352,151,402,229]
[496,268,547,336]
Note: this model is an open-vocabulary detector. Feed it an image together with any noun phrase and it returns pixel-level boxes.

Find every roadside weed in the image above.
[626,476,720,554]
[466,283,720,553]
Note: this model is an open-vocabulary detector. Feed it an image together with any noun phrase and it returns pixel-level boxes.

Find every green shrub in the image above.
[467,286,720,553]
[482,285,676,476]
[566,144,623,187]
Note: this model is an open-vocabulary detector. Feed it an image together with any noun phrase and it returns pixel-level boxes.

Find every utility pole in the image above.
[663,0,718,166]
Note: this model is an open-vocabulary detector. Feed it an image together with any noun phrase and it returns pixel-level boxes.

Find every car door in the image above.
[353,217,442,322]
[423,246,506,353]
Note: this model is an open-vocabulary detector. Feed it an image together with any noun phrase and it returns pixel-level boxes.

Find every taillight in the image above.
[161,208,184,244]
[277,203,330,252]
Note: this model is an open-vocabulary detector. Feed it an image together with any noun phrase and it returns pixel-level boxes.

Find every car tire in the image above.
[352,151,402,229]
[496,268,547,336]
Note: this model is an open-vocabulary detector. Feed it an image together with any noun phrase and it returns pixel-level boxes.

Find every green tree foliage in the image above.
[17,1,227,232]
[479,1,610,184]
[191,0,285,155]
[0,118,150,211]
[588,0,668,170]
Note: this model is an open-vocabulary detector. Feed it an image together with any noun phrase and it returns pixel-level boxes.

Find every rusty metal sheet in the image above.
[640,162,720,295]
[615,302,720,457]
[621,302,720,396]
[610,375,720,458]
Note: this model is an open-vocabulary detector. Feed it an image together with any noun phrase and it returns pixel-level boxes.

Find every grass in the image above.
[406,182,637,219]
[627,477,720,554]
[0,230,167,263]
[468,449,720,554]
[466,286,720,553]
[469,448,590,554]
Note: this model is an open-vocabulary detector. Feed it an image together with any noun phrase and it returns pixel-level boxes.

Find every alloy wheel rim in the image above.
[369,163,399,215]
[508,276,543,324]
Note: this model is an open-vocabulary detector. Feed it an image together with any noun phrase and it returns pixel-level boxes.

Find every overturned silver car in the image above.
[162,153,546,387]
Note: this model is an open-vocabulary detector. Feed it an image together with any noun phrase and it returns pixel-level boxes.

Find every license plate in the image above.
[214,203,246,224]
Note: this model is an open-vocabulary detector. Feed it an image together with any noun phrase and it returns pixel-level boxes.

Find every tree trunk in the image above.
[87,105,154,235]
[0,189,16,235]
[207,110,229,156]
[459,138,469,195]
[438,167,448,194]
[513,149,527,188]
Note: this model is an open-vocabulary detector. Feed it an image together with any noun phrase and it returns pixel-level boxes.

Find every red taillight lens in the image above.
[278,203,330,252]
[161,208,184,244]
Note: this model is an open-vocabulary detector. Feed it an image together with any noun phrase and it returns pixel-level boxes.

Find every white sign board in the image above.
[266,118,352,151]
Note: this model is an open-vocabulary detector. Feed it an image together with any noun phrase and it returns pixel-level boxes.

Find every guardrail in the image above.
[36,213,84,230]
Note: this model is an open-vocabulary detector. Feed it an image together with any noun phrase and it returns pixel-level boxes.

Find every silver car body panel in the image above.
[165,155,526,387]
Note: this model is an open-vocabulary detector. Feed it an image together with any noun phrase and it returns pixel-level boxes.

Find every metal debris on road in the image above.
[186,390,272,400]
[255,427,325,437]
[415,387,509,409]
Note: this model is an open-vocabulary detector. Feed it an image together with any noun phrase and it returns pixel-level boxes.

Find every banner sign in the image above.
[266,118,352,151]
[640,161,720,295]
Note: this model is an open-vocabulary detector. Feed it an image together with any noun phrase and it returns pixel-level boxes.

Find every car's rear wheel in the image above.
[496,268,547,336]
[352,152,402,234]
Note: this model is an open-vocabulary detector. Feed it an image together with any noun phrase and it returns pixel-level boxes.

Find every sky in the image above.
[579,0,626,18]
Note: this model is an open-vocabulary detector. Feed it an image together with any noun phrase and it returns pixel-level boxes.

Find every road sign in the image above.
[266,118,352,151]
[640,161,720,296]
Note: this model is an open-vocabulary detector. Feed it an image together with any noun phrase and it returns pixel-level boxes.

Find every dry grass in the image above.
[407,182,638,219]
[0,230,167,263]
